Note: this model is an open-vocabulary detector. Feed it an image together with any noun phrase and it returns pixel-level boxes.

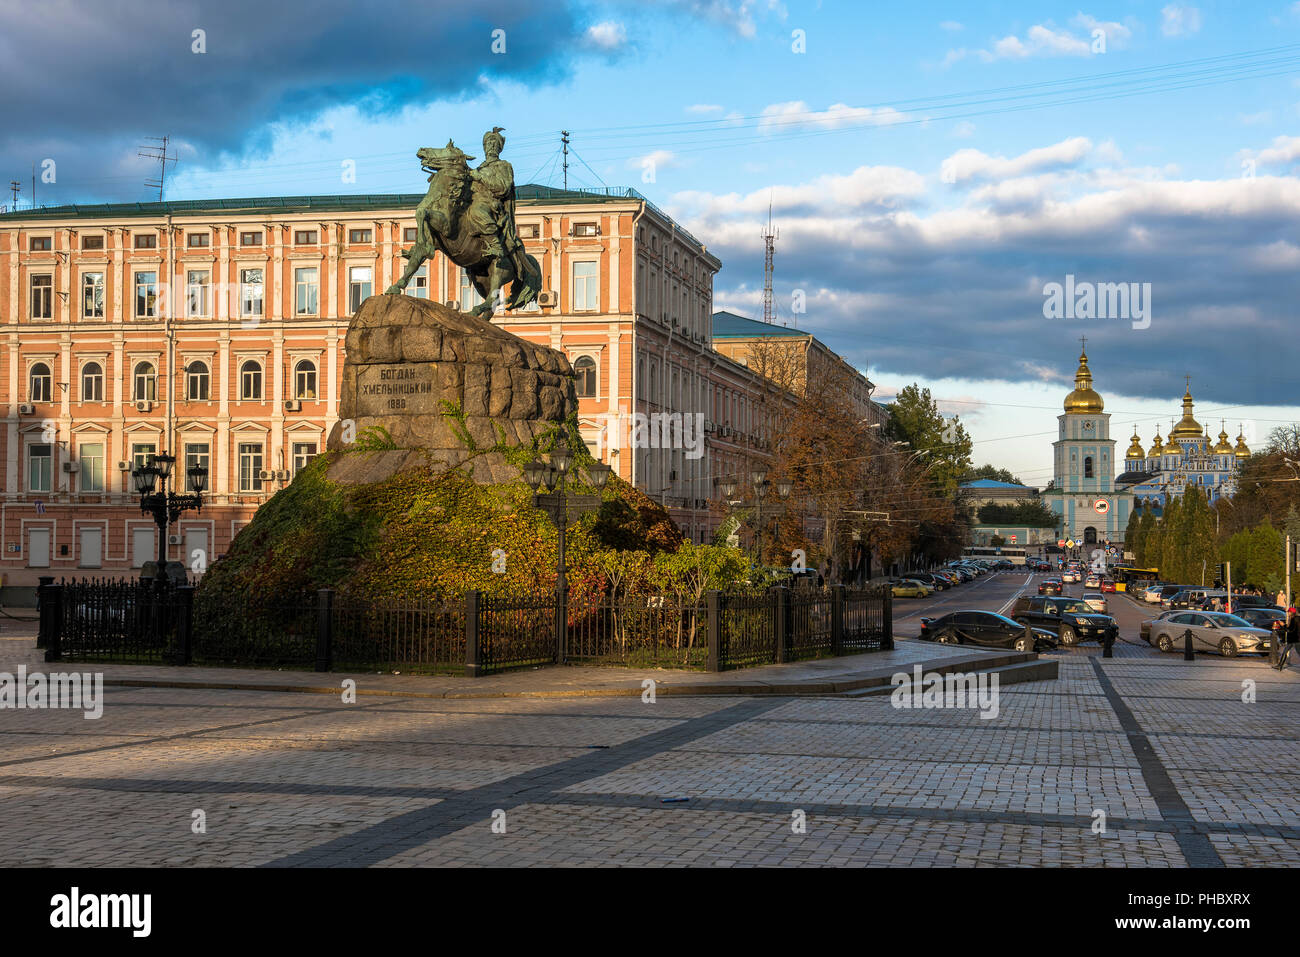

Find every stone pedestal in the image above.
[326,294,576,483]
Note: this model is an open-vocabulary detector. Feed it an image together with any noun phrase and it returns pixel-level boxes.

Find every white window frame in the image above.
[79,441,105,492]
[80,361,105,402]
[135,270,158,318]
[238,443,264,492]
[239,360,263,401]
[349,265,373,312]
[295,267,319,316]
[27,443,52,493]
[572,260,599,312]
[186,269,211,318]
[82,270,105,319]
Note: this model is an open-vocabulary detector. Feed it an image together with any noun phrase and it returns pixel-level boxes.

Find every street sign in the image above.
[1066,538,1076,548]
[1057,539,1066,547]
[1009,535,1017,543]
[34,500,45,515]
[1093,499,1109,515]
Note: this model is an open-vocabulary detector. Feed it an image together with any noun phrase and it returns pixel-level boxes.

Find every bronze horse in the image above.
[385,143,541,318]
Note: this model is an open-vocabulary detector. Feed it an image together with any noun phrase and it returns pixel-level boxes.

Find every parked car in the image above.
[1232,606,1286,632]
[1081,592,1108,613]
[1167,588,1225,610]
[919,610,1058,651]
[1010,595,1119,646]
[934,570,961,586]
[1153,585,1187,607]
[1100,579,1117,594]
[907,572,948,591]
[1148,611,1273,657]
[1038,579,1063,596]
[1219,594,1282,612]
[890,579,930,598]
[1141,583,1169,603]
[1140,610,1181,644]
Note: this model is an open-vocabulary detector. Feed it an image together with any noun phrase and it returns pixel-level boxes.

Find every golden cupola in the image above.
[1169,384,1202,439]
[1063,348,1104,413]
[1125,427,1144,460]
[1212,422,1233,455]
[1148,429,1164,457]
[1234,427,1251,459]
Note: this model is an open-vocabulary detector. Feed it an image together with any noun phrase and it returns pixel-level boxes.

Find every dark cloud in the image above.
[0,0,589,202]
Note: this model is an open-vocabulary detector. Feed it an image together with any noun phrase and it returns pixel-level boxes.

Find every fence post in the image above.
[1183,627,1195,661]
[36,577,55,650]
[464,590,482,678]
[315,588,334,672]
[42,582,64,662]
[831,584,845,656]
[175,585,195,665]
[773,586,789,664]
[707,589,722,672]
[881,585,894,651]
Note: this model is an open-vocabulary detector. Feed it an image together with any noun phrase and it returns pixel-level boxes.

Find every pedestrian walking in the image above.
[1277,588,1288,609]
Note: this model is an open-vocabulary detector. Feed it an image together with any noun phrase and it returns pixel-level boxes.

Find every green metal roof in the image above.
[711,310,808,338]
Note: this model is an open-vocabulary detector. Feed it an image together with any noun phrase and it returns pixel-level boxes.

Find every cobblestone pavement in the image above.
[2,644,1296,866]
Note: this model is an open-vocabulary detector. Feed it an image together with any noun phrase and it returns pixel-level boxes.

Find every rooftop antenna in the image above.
[762,198,778,324]
[138,135,176,201]
[560,130,570,191]
[7,180,19,212]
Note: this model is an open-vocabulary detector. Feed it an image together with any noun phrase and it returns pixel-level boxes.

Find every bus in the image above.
[1110,566,1160,593]
[961,546,1027,566]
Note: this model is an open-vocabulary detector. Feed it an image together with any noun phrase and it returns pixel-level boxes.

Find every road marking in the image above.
[892,571,1011,623]
[997,573,1035,615]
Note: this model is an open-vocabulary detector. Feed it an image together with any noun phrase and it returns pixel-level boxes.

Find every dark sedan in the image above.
[919,611,1058,652]
[1038,579,1063,596]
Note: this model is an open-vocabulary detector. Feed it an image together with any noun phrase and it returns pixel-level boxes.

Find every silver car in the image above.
[1081,592,1108,613]
[1149,611,1273,657]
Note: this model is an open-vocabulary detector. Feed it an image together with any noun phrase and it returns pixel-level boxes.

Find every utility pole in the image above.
[7,180,19,212]
[762,201,777,324]
[1287,536,1292,608]
[138,135,176,201]
[560,130,570,190]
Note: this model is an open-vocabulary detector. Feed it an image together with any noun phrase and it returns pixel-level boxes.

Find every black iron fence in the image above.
[38,579,892,677]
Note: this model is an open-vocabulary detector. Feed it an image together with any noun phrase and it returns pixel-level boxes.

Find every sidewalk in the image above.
[0,626,1050,699]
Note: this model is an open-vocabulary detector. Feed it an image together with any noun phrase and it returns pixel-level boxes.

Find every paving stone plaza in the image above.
[2,597,1296,867]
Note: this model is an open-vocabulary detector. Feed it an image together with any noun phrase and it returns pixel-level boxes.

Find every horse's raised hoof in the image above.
[384,285,403,295]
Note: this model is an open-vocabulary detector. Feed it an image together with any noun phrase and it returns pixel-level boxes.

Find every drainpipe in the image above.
[629,203,646,489]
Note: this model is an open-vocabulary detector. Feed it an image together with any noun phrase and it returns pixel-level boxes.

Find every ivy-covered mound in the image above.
[196,443,683,611]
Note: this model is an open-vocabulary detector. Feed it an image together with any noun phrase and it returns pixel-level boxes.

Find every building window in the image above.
[240,268,263,317]
[135,271,158,318]
[187,233,210,248]
[239,231,262,246]
[295,267,318,315]
[294,360,317,400]
[574,356,597,397]
[518,223,539,239]
[637,356,645,399]
[348,228,372,243]
[81,271,105,319]
[349,266,372,312]
[79,442,105,492]
[186,269,210,317]
[81,235,104,250]
[292,442,318,475]
[403,226,417,243]
[29,236,52,251]
[405,263,428,299]
[573,222,598,237]
[29,362,52,402]
[293,229,317,245]
[81,361,104,402]
[573,261,598,311]
[459,271,483,311]
[133,234,157,249]
[133,362,157,402]
[131,443,156,470]
[184,443,210,492]
[186,361,210,401]
[30,274,52,319]
[240,360,263,400]
[27,444,52,492]
[239,443,263,492]
[1084,456,1094,479]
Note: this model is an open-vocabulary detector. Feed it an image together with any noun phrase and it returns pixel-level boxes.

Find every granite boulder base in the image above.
[325,294,577,484]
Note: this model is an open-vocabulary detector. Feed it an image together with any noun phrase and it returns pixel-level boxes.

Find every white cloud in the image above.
[952,120,976,138]
[686,103,724,114]
[940,20,963,32]
[628,149,677,171]
[961,15,1130,63]
[1161,4,1202,37]
[942,137,1094,183]
[1247,135,1300,167]
[758,100,905,131]
[585,20,627,50]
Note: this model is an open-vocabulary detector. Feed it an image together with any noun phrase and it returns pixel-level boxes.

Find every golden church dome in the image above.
[1234,428,1251,459]
[1212,422,1233,455]
[1063,348,1104,413]
[1168,386,1202,439]
[1147,429,1164,457]
[1125,428,1144,460]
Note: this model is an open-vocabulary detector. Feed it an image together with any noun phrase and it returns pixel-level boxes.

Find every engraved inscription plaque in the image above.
[356,363,437,417]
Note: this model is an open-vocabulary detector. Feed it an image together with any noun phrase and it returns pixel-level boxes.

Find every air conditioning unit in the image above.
[258,469,274,481]
[167,534,182,546]
[117,461,132,471]
[62,462,80,473]
[537,290,558,308]
[135,400,153,413]
[17,403,34,415]
[283,399,302,412]
[275,469,289,481]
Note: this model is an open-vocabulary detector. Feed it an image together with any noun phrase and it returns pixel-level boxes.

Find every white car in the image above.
[1081,592,1108,614]
[1062,569,1081,583]
[1142,584,1166,603]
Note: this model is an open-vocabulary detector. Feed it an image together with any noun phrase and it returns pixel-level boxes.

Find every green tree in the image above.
[1145,516,1164,576]
[651,543,749,659]
[1181,486,1218,586]
[1244,522,1284,593]
[966,464,1024,485]
[977,500,1058,527]
[885,384,973,497]
[1124,504,1143,561]
[1160,494,1184,583]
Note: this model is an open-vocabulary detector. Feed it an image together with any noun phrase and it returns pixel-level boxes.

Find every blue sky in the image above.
[4,0,1299,482]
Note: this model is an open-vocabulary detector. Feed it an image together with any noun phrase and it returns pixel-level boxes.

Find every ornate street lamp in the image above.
[521,434,612,663]
[718,468,792,570]
[132,451,208,583]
